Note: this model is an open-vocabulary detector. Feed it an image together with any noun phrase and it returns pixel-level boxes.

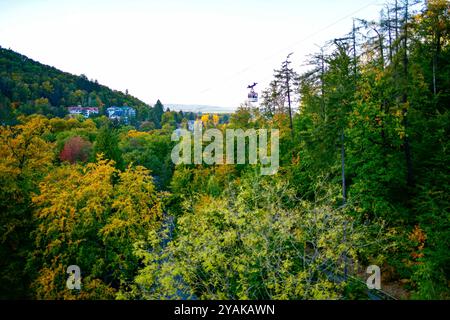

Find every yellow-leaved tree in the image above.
[0,115,54,298]
[30,157,164,299]
[212,114,220,127]
[132,172,381,300]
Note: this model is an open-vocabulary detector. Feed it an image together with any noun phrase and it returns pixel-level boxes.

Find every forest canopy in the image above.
[0,0,449,300]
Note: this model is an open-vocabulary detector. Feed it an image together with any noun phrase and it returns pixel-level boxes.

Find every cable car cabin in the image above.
[248,90,258,103]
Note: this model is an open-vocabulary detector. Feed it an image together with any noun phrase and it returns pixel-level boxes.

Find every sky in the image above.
[0,0,386,110]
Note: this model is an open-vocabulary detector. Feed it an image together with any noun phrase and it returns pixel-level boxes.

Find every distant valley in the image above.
[165,104,235,114]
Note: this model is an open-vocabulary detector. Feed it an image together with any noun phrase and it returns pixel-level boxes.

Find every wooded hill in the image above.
[0,47,155,123]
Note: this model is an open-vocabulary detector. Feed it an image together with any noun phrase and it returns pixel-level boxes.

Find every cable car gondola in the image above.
[247,82,258,103]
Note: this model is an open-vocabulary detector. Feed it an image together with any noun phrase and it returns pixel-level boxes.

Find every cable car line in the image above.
[197,0,382,101]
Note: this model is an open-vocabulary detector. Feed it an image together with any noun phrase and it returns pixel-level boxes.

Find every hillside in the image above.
[0,46,152,123]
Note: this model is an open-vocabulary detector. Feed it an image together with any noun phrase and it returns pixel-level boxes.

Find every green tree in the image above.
[152,100,165,129]
[132,174,380,300]
[94,126,123,169]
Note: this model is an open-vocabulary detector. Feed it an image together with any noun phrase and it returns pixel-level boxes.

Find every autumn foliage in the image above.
[60,136,92,164]
[0,0,449,301]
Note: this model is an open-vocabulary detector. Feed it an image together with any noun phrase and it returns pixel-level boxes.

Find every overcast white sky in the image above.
[0,0,386,110]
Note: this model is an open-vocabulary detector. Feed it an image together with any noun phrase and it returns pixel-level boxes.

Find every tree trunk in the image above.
[402,0,414,188]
